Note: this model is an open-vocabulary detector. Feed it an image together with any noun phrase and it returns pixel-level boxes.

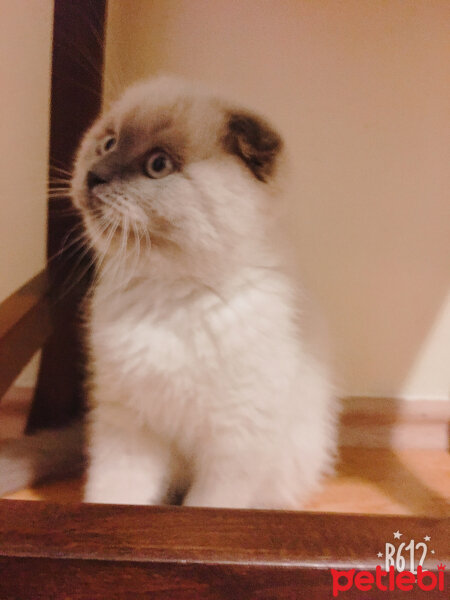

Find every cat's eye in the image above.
[144,150,175,179]
[103,136,116,152]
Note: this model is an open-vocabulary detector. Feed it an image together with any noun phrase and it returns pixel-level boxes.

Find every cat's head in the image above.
[72,76,284,278]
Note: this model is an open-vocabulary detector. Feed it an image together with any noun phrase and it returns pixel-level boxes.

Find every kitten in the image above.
[1,76,336,508]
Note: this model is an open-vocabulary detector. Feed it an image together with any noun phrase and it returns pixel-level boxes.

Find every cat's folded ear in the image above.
[223,111,283,182]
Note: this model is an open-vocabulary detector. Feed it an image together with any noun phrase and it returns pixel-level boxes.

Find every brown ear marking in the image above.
[223,111,283,182]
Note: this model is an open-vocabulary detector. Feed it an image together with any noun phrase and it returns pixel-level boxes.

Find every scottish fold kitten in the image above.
[1,76,336,509]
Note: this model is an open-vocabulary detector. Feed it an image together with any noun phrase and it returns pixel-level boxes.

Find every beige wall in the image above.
[105,0,449,400]
[0,0,53,303]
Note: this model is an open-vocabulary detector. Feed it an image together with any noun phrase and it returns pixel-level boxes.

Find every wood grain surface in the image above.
[0,272,50,399]
[0,500,447,598]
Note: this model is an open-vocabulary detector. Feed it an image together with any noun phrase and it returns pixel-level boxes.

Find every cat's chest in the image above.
[88,281,241,380]
[87,275,288,407]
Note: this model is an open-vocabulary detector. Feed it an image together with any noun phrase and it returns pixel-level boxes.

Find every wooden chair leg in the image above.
[26,292,87,432]
[27,0,106,432]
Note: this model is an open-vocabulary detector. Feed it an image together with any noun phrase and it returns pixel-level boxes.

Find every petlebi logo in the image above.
[331,530,447,596]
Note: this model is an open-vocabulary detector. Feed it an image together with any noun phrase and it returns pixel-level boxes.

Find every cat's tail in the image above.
[0,421,84,496]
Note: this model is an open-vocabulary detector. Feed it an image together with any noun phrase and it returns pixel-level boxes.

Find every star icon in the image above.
[377,552,383,558]
[424,536,431,542]
[393,531,402,539]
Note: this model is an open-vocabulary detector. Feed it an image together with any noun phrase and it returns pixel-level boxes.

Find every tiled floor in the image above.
[1,389,449,516]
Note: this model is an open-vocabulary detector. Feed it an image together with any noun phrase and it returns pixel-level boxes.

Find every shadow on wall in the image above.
[290,203,450,399]
[336,400,449,517]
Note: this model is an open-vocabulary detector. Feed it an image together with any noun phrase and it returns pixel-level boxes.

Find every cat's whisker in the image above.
[69,4,117,94]
[95,218,121,279]
[47,190,73,197]
[47,228,92,271]
[82,14,122,99]
[48,222,84,256]
[47,179,72,187]
[100,223,130,293]
[130,220,142,274]
[118,216,131,286]
[56,26,105,96]
[49,165,73,179]
[56,254,96,302]
[58,218,104,268]
[47,185,72,192]
[47,182,72,191]
[143,226,151,251]
[56,221,112,300]
[48,169,72,178]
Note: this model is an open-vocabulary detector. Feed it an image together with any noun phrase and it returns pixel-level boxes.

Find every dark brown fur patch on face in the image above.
[118,113,183,166]
[223,111,283,182]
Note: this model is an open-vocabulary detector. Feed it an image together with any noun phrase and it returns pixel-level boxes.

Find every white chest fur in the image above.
[88,270,300,441]
[84,266,335,508]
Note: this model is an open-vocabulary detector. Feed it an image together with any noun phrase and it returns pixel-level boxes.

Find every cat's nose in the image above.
[87,170,108,190]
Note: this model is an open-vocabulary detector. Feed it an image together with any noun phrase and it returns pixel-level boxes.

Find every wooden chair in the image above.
[0,2,447,597]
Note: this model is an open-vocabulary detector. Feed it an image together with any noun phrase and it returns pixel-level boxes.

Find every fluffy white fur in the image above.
[73,77,336,509]
[0,76,336,508]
